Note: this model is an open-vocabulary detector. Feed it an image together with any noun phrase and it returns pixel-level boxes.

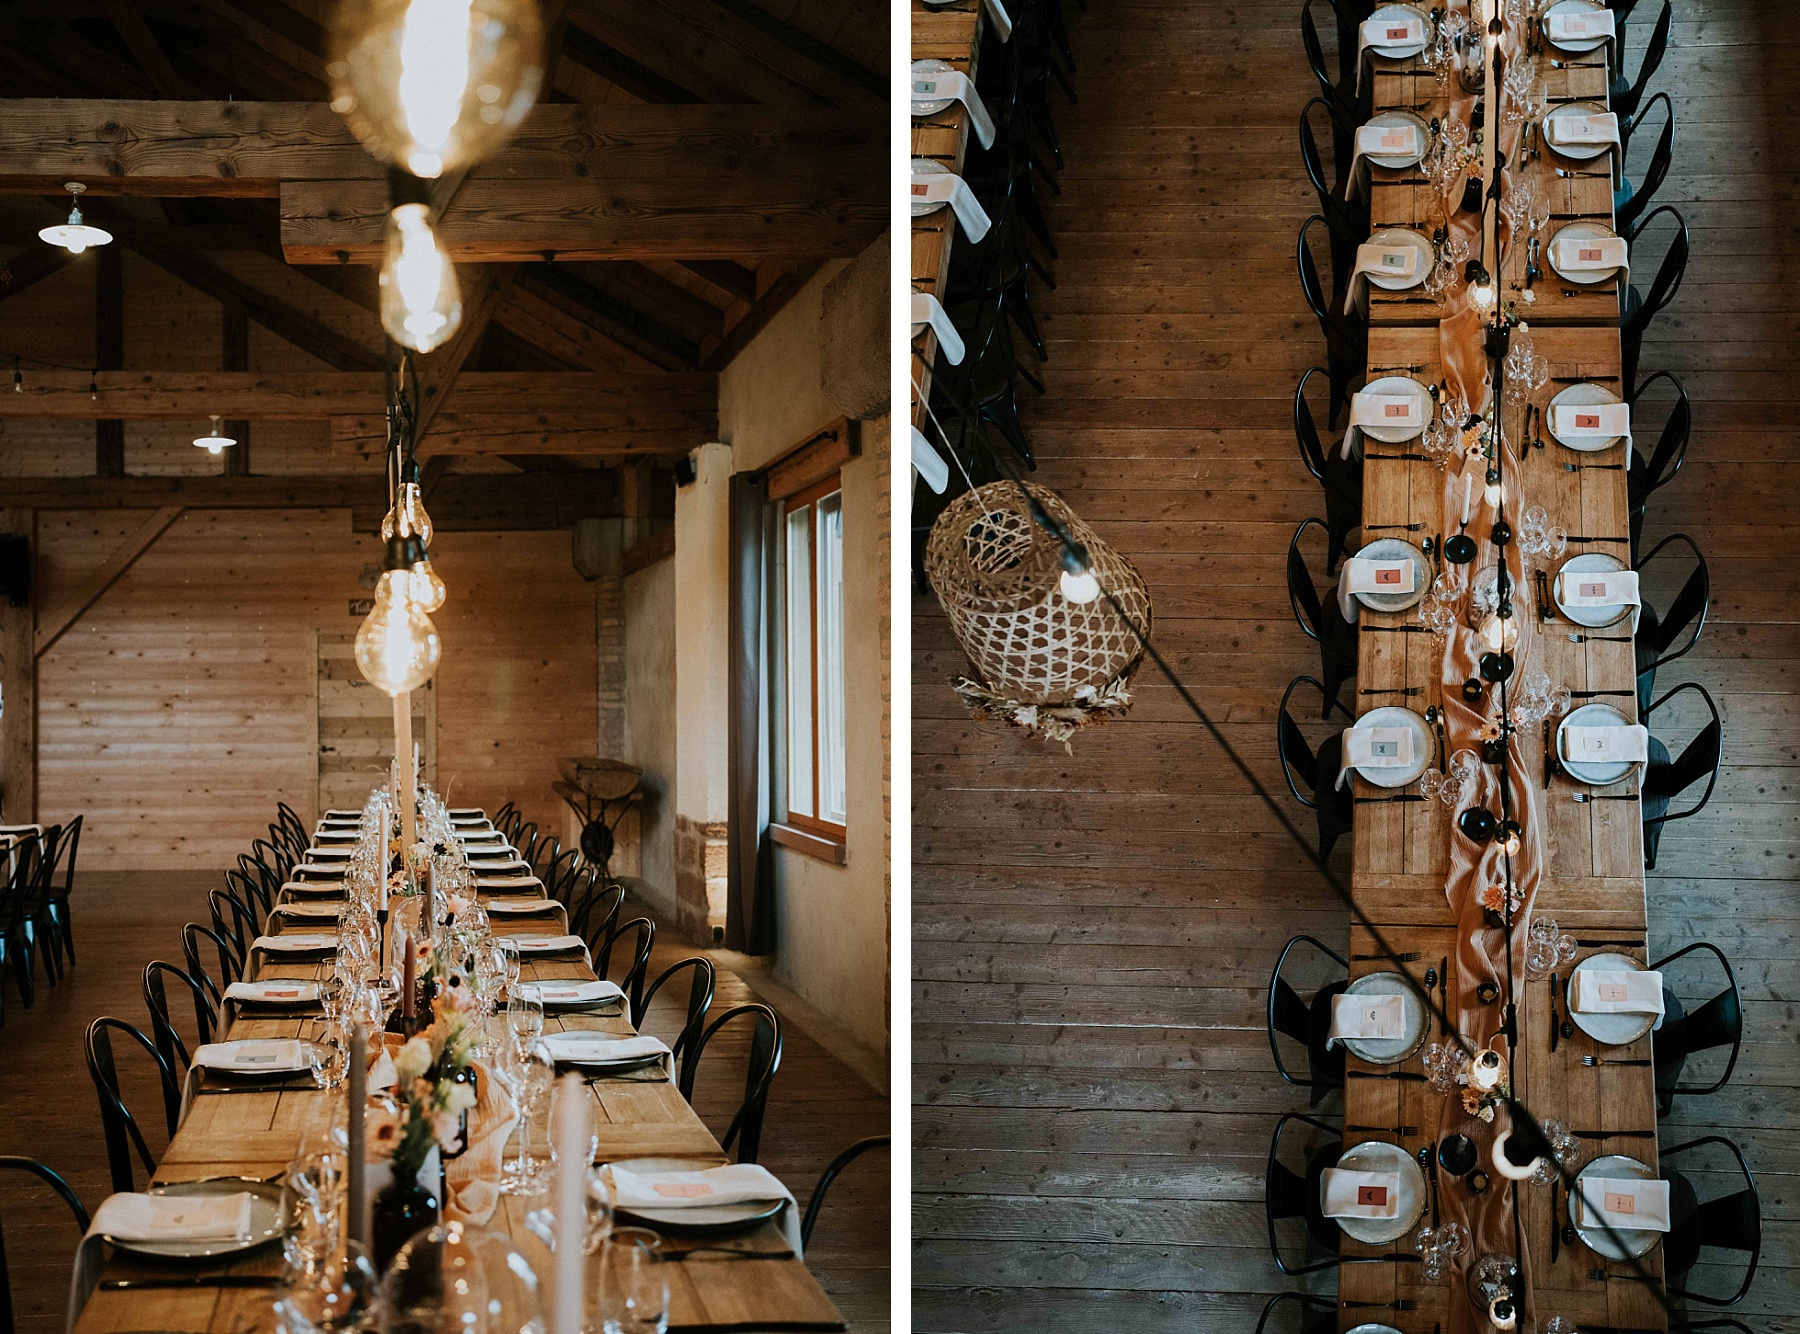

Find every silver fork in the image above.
[1582,1055,1652,1066]
[1568,632,1632,643]
[1563,461,1624,471]
[1554,167,1610,178]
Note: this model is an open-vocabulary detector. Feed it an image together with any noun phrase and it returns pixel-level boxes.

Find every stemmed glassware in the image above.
[498,1041,554,1194]
[1414,1220,1469,1281]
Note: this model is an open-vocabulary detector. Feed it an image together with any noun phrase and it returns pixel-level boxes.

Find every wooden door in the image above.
[313,631,436,816]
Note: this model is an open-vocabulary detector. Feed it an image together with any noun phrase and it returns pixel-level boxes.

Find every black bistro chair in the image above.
[680,1003,783,1165]
[1611,0,1672,120]
[1620,205,1689,389]
[42,812,81,974]
[1267,934,1349,1106]
[1616,91,1673,239]
[1625,372,1690,554]
[0,1156,88,1334]
[1265,1111,1346,1275]
[1641,682,1722,870]
[144,961,217,1080]
[1293,373,1365,575]
[634,956,716,1092]
[85,1017,182,1193]
[1286,519,1359,713]
[1253,1292,1336,1334]
[1298,216,1367,428]
[1660,1135,1761,1306]
[1277,675,1356,861]
[1632,533,1708,715]
[1300,98,1364,271]
[596,916,656,1018]
[1651,941,1743,1117]
[800,1135,890,1249]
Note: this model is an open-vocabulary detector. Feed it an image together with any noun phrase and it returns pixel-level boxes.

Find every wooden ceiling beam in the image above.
[331,414,711,459]
[703,260,818,370]
[99,0,198,99]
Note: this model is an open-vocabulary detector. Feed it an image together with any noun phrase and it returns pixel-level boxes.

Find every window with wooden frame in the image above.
[781,474,846,837]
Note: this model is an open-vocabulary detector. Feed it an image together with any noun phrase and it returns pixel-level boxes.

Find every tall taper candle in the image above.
[1482,5,1500,271]
[550,1073,591,1334]
[393,692,417,859]
[346,1020,368,1247]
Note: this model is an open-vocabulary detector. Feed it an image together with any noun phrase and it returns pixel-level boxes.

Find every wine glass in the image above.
[500,1043,554,1194]
[595,1230,668,1334]
[1527,190,1551,239]
[309,1025,350,1091]
[1524,935,1558,980]
[507,994,545,1058]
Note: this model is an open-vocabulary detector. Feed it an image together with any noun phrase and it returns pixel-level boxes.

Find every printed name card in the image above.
[1547,8,1616,40]
[1349,390,1423,430]
[1552,234,1628,273]
[1320,1167,1404,1219]
[1358,1184,1390,1207]
[653,1182,714,1198]
[1356,122,1419,158]
[1343,557,1417,596]
[1604,1191,1636,1214]
[1551,401,1630,440]
[1573,967,1664,1016]
[1560,723,1650,764]
[1354,242,1419,279]
[1346,723,1415,769]
[1548,111,1621,146]
[1329,992,1406,1039]
[1360,15,1424,46]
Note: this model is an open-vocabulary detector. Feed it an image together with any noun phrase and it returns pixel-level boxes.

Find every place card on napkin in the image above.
[1360,15,1424,48]
[1345,726,1414,768]
[1561,723,1650,764]
[1551,235,1628,274]
[1320,1167,1401,1218]
[515,979,624,1008]
[1575,1176,1671,1232]
[91,1191,255,1242]
[540,1032,670,1067]
[1548,111,1621,146]
[225,980,320,1005]
[1573,969,1665,1017]
[485,898,557,914]
[1356,122,1419,160]
[1349,391,1424,432]
[609,1162,792,1212]
[1342,557,1416,595]
[910,167,992,243]
[1552,401,1631,442]
[1547,8,1616,42]
[510,934,589,956]
[251,932,337,953]
[192,1039,309,1072]
[276,901,341,919]
[1328,992,1406,1044]
[1558,568,1640,609]
[1355,242,1419,280]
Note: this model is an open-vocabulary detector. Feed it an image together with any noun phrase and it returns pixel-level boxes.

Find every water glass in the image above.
[508,993,546,1056]
[309,1026,350,1091]
[1529,915,1560,944]
[594,1230,668,1334]
[1524,935,1558,980]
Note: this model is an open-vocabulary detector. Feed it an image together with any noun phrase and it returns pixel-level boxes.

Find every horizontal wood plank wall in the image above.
[911,0,1800,1328]
[34,510,595,868]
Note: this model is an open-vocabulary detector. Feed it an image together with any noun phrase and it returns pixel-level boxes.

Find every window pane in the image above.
[817,491,846,825]
[785,504,814,818]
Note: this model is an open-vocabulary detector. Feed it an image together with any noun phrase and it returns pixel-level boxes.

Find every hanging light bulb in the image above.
[380,465,436,547]
[328,0,544,179]
[38,183,113,254]
[1470,267,1498,312]
[379,204,462,352]
[356,534,442,695]
[407,554,447,612]
[1058,542,1100,604]
[192,415,238,455]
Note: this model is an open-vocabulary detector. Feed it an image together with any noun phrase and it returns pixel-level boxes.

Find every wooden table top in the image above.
[73,831,844,1334]
[1343,32,1660,1334]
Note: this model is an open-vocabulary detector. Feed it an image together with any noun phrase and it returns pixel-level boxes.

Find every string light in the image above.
[379,203,462,352]
[1058,543,1100,604]
[356,533,442,695]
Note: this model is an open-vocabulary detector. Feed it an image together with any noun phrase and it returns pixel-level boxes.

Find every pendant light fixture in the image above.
[356,533,443,694]
[379,202,462,352]
[328,0,544,180]
[193,415,238,455]
[38,183,113,254]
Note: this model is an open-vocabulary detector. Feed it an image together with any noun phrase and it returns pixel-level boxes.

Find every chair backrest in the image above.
[636,956,716,1088]
[1277,675,1345,808]
[1265,1111,1343,1275]
[598,917,656,1016]
[492,800,516,833]
[1299,0,1351,110]
[1618,91,1673,237]
[208,887,254,971]
[21,824,63,913]
[1623,205,1689,340]
[514,822,540,866]
[1299,98,1353,214]
[800,1136,888,1249]
[85,1017,180,1193]
[1652,941,1742,1098]
[542,846,582,901]
[0,1156,88,1334]
[680,1003,782,1164]
[1297,214,1332,328]
[1293,369,1332,482]
[144,960,215,1080]
[573,880,626,953]
[252,835,294,882]
[1613,0,1671,120]
[55,814,82,900]
[1286,518,1332,641]
[1644,682,1722,825]
[1628,371,1690,503]
[225,867,268,931]
[529,834,561,880]
[183,920,238,996]
[1660,1134,1760,1305]
[1266,934,1349,1091]
[1254,1292,1337,1334]
[0,835,42,933]
[1635,533,1709,666]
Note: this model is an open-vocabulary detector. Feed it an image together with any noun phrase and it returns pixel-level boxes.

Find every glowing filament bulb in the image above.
[397,0,475,177]
[355,568,441,695]
[381,480,436,547]
[380,204,462,352]
[407,555,447,612]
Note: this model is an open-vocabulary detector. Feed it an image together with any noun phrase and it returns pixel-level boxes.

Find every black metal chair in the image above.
[1253,1292,1336,1334]
[0,833,45,1014]
[515,821,540,867]
[1652,942,1742,1117]
[1267,934,1349,1106]
[936,290,1043,468]
[183,920,238,998]
[1277,675,1356,860]
[542,847,584,904]
[1265,1111,1346,1275]
[1633,533,1708,716]
[1298,215,1366,428]
[1641,682,1722,870]
[1287,519,1359,713]
[208,886,255,975]
[225,868,268,933]
[1293,373,1364,575]
[491,801,517,836]
[1617,91,1673,239]
[635,956,716,1092]
[144,961,216,1080]
[800,1135,889,1249]
[597,916,656,1018]
[0,1156,88,1334]
[1300,99,1363,271]
[572,878,626,948]
[1620,205,1689,388]
[1611,0,1671,120]
[1660,1135,1761,1306]
[1301,0,1356,120]
[680,1003,783,1165]
[85,1017,181,1193]
[41,812,80,973]
[1625,372,1689,555]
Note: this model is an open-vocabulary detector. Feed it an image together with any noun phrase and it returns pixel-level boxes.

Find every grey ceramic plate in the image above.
[1557,701,1637,786]
[1339,970,1429,1064]
[1547,381,1626,452]
[610,1158,789,1235]
[1567,951,1658,1047]
[1543,0,1611,53]
[1364,1,1430,58]
[1349,538,1428,612]
[1331,1140,1426,1245]
[1348,707,1432,788]
[102,1178,285,1261]
[1570,1154,1662,1260]
[1554,552,1630,629]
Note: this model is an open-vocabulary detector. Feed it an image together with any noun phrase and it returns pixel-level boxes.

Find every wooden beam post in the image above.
[0,509,35,823]
[35,506,183,658]
[95,244,125,476]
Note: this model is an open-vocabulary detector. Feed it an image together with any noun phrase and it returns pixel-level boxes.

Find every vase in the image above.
[371,1169,439,1271]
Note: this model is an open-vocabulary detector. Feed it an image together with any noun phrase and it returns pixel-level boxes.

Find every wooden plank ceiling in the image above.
[0,0,885,491]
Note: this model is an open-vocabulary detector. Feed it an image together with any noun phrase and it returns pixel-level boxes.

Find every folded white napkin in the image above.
[1350,390,1424,432]
[486,897,557,914]
[303,846,353,860]
[1327,993,1407,1048]
[91,1191,254,1242]
[477,874,543,891]
[455,830,506,844]
[192,1039,309,1073]
[325,809,364,819]
[448,808,486,819]
[910,167,992,242]
[225,980,319,1005]
[1552,401,1632,445]
[1355,242,1419,281]
[1561,723,1650,764]
[1346,726,1414,768]
[1548,110,1621,147]
[517,979,625,1007]
[1346,122,1421,198]
[1320,1167,1401,1219]
[280,880,345,900]
[1575,1176,1670,1232]
[251,932,337,952]
[292,863,346,879]
[1547,8,1616,42]
[909,67,997,149]
[610,1162,791,1212]
[510,934,589,957]
[276,901,341,919]
[1343,558,1415,595]
[1551,235,1628,273]
[540,1032,670,1066]
[1558,568,1640,610]
[1574,968,1665,1017]
[1361,14,1424,48]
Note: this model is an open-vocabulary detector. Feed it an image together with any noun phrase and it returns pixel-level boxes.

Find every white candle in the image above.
[346,1021,368,1247]
[1461,473,1474,525]
[550,1073,590,1334]
[1482,14,1500,270]
[393,692,416,867]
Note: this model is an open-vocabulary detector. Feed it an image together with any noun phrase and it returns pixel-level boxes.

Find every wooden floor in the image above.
[911,1,1800,1328]
[0,872,888,1334]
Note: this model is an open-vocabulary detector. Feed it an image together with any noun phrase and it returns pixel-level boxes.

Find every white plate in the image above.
[1349,538,1429,612]
[1346,1327,1404,1334]
[911,159,950,217]
[609,1158,789,1234]
[1338,970,1429,1064]
[1544,102,1615,163]
[1330,1140,1426,1244]
[1554,552,1630,628]
[1365,1,1430,59]
[1364,228,1432,292]
[1356,376,1432,442]
[103,1179,287,1260]
[1549,220,1622,285]
[1364,109,1430,170]
[1348,707,1433,788]
[911,58,958,116]
[1566,952,1659,1047]
[1543,0,1611,54]
[1547,382,1626,452]
[1571,1154,1662,1260]
[1557,702,1637,786]
[200,1039,329,1077]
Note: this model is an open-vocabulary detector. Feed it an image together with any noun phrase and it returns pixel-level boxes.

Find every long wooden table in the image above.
[1341,22,1662,1334]
[72,818,844,1334]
